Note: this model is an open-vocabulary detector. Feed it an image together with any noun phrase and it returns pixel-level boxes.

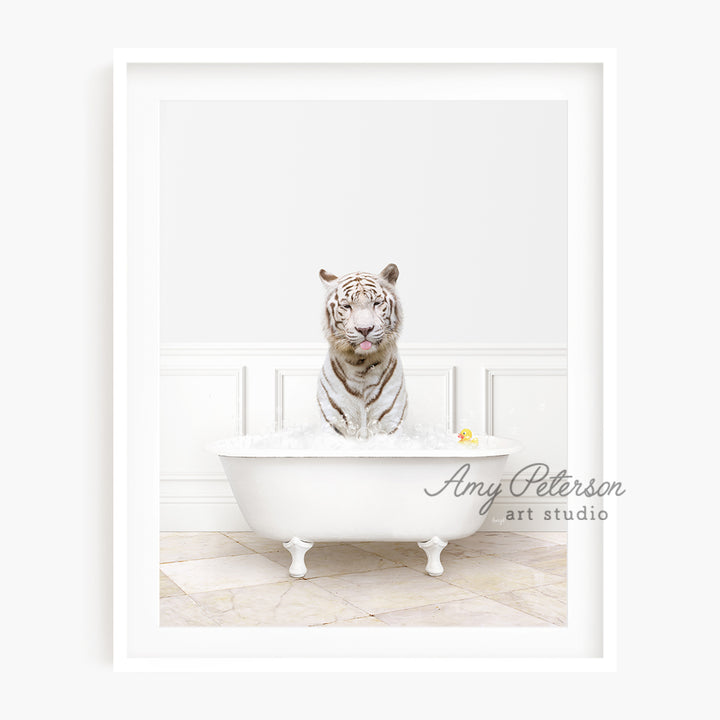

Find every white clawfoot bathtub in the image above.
[217,438,520,577]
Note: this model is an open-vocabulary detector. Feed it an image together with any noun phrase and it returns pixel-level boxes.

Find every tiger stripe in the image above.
[367,357,397,405]
[388,399,408,434]
[319,379,348,424]
[377,380,404,423]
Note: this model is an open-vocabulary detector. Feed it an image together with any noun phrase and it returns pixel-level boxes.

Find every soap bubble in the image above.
[210,424,499,454]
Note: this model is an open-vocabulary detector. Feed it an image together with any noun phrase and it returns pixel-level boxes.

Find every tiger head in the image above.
[319,263,403,358]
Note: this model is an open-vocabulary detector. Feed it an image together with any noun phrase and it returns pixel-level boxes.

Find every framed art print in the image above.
[114,49,617,671]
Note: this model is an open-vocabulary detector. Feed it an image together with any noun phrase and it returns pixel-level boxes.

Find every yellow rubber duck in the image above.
[457,428,479,447]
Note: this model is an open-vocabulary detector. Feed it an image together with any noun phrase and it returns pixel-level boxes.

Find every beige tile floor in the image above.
[160,531,567,627]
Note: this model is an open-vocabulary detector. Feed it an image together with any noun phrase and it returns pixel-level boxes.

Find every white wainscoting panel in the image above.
[403,367,455,432]
[159,344,567,531]
[160,369,244,479]
[486,368,568,478]
[275,368,320,430]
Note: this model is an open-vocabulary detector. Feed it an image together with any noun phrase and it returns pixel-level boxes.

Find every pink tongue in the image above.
[360,341,372,350]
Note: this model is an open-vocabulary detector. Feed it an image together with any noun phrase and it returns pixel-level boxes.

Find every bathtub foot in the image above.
[418,536,448,576]
[283,537,314,578]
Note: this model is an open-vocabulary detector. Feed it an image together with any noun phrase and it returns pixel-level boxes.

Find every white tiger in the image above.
[317,263,408,438]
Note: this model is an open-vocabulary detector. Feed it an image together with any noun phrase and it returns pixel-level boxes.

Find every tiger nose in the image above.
[355,326,374,337]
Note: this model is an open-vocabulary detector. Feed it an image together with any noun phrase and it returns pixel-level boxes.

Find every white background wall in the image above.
[160,99,566,343]
[2,0,719,717]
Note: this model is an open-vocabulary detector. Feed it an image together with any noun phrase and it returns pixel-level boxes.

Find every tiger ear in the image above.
[319,268,338,289]
[379,263,399,286]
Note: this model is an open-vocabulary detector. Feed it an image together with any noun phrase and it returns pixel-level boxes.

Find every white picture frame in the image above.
[114,48,617,671]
